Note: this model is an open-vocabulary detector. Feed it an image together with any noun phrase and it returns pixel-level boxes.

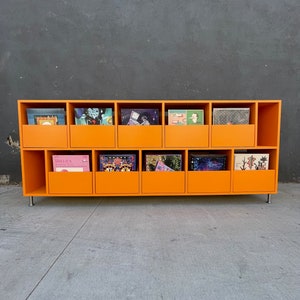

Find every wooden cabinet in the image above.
[18,100,281,202]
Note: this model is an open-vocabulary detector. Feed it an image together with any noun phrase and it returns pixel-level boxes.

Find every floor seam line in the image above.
[25,199,103,300]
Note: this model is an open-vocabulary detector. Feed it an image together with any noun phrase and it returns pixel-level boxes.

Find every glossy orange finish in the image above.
[211,124,255,147]
[49,172,93,194]
[142,172,185,194]
[95,172,139,194]
[18,100,281,198]
[233,170,276,193]
[70,125,115,148]
[22,125,68,148]
[117,125,162,148]
[187,171,231,193]
[165,125,209,148]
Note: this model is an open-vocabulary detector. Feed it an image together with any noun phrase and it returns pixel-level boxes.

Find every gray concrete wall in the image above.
[0,0,299,183]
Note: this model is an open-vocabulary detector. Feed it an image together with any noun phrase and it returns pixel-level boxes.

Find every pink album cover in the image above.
[52,155,90,172]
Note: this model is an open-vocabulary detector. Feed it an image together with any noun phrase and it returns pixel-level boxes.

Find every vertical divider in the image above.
[208,101,212,148]
[253,102,258,147]
[162,101,165,147]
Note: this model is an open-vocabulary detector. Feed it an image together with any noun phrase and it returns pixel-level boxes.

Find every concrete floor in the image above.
[0,183,299,300]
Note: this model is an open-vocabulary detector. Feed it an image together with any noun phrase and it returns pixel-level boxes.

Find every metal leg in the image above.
[266,194,271,204]
[29,196,35,207]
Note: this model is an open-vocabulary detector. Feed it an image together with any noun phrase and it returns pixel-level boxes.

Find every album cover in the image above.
[168,110,187,125]
[186,109,204,125]
[213,108,250,125]
[234,153,269,170]
[145,154,182,171]
[121,108,159,125]
[99,154,137,172]
[27,108,66,125]
[74,108,113,125]
[52,155,90,172]
[190,154,227,171]
[168,109,204,125]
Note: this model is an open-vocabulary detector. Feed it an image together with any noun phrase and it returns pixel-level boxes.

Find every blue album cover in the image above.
[190,154,226,171]
[27,108,66,125]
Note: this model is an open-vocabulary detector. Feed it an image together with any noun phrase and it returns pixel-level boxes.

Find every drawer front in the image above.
[95,172,139,194]
[142,172,185,194]
[49,172,93,194]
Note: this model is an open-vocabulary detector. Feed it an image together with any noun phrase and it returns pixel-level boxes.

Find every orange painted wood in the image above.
[18,100,281,198]
[142,172,185,194]
[95,172,139,194]
[165,125,209,148]
[70,125,115,148]
[187,171,231,193]
[22,125,68,148]
[118,125,162,148]
[211,124,255,147]
[233,170,276,193]
[49,172,93,194]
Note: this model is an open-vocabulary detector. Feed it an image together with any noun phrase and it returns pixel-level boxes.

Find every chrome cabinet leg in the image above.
[266,194,271,204]
[29,196,34,207]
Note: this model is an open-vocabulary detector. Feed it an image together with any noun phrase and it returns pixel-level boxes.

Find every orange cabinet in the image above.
[18,100,281,203]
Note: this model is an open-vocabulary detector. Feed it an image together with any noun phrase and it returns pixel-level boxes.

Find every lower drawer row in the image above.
[43,170,276,195]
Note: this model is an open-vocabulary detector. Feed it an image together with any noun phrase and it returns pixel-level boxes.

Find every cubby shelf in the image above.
[18,100,281,204]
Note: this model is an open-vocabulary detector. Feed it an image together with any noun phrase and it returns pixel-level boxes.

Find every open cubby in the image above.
[18,100,281,202]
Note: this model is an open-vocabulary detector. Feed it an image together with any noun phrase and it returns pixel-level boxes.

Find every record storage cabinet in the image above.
[18,100,281,205]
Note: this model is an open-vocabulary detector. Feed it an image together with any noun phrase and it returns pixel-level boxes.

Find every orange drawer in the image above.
[95,172,139,194]
[187,171,231,193]
[22,125,68,148]
[49,172,93,194]
[211,124,255,147]
[118,125,162,148]
[233,170,276,193]
[70,125,115,148]
[165,125,209,148]
[142,172,185,194]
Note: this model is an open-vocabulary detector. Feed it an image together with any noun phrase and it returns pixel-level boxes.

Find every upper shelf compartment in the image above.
[257,101,281,147]
[117,101,163,148]
[164,101,209,148]
[18,100,68,148]
[211,101,256,147]
[68,101,116,148]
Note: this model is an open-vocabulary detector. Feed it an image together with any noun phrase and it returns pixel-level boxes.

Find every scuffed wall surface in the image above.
[0,0,299,183]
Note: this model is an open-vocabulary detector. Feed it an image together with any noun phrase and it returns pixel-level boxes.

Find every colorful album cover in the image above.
[213,108,250,125]
[168,110,187,125]
[27,108,66,125]
[52,155,90,172]
[145,154,182,171]
[190,154,227,171]
[99,154,137,172]
[74,108,113,125]
[168,109,204,125]
[121,108,159,125]
[234,153,269,170]
[186,109,204,125]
